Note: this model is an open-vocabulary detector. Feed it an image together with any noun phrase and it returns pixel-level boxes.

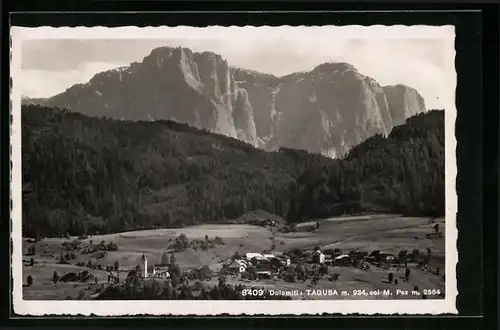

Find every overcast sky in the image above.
[19,26,455,110]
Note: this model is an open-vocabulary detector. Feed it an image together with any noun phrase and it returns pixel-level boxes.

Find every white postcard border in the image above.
[10,25,458,316]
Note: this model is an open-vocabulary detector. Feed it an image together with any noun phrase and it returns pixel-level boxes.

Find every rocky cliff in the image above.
[230,63,426,157]
[383,84,427,126]
[39,46,426,156]
[43,47,258,146]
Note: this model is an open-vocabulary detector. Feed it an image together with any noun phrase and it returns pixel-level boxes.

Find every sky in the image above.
[18,26,455,110]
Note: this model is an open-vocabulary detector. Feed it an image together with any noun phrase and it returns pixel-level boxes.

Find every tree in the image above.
[405,268,411,280]
[150,280,161,297]
[412,249,420,258]
[27,275,33,287]
[170,273,179,287]
[433,223,440,234]
[21,105,444,239]
[169,253,176,265]
[52,271,59,284]
[198,265,212,281]
[295,264,306,281]
[398,250,408,265]
[246,266,258,280]
[169,263,181,278]
[106,241,118,251]
[426,248,432,263]
[161,250,170,266]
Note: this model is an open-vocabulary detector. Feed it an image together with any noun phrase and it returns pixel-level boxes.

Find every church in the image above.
[140,254,170,280]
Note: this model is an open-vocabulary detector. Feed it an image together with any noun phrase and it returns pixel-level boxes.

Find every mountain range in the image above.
[25,46,426,157]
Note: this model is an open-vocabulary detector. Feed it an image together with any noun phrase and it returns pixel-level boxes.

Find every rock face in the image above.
[40,46,426,156]
[43,47,258,146]
[383,85,426,126]
[230,63,427,157]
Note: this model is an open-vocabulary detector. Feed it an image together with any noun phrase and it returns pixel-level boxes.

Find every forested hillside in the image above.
[21,105,445,238]
[286,110,445,223]
[21,105,331,237]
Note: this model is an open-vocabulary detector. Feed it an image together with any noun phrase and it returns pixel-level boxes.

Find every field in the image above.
[21,215,446,300]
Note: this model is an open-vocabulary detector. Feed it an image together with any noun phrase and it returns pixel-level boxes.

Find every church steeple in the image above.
[141,254,148,278]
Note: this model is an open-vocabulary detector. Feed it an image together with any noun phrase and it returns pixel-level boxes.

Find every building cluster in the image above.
[133,254,172,280]
[131,248,406,284]
[223,252,291,277]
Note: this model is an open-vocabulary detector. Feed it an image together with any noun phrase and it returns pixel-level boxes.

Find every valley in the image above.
[22,215,446,300]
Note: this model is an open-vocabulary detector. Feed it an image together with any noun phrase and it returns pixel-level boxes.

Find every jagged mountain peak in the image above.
[145,46,226,65]
[230,66,279,80]
[312,61,358,74]
[35,45,427,157]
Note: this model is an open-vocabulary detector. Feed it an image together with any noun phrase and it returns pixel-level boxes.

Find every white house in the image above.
[245,252,266,261]
[313,250,326,264]
[152,268,170,280]
[226,259,248,273]
[279,256,291,267]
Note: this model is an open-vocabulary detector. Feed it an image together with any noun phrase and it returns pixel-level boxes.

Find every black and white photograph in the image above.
[11,25,457,315]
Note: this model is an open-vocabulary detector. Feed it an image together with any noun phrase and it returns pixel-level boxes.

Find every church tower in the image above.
[141,254,148,278]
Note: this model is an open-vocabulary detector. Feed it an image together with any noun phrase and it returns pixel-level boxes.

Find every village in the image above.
[22,215,446,300]
[101,241,444,300]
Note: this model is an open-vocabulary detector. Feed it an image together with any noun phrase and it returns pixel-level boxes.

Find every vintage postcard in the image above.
[10,25,457,315]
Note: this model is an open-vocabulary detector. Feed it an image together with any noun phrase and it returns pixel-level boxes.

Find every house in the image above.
[245,252,266,261]
[312,249,326,264]
[236,259,249,267]
[368,250,381,258]
[263,253,276,260]
[323,254,333,266]
[273,256,291,267]
[269,252,291,267]
[152,268,170,280]
[365,250,382,264]
[333,254,352,266]
[379,254,397,264]
[280,256,291,267]
[60,272,80,282]
[324,248,343,257]
[256,261,272,279]
[226,259,248,274]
